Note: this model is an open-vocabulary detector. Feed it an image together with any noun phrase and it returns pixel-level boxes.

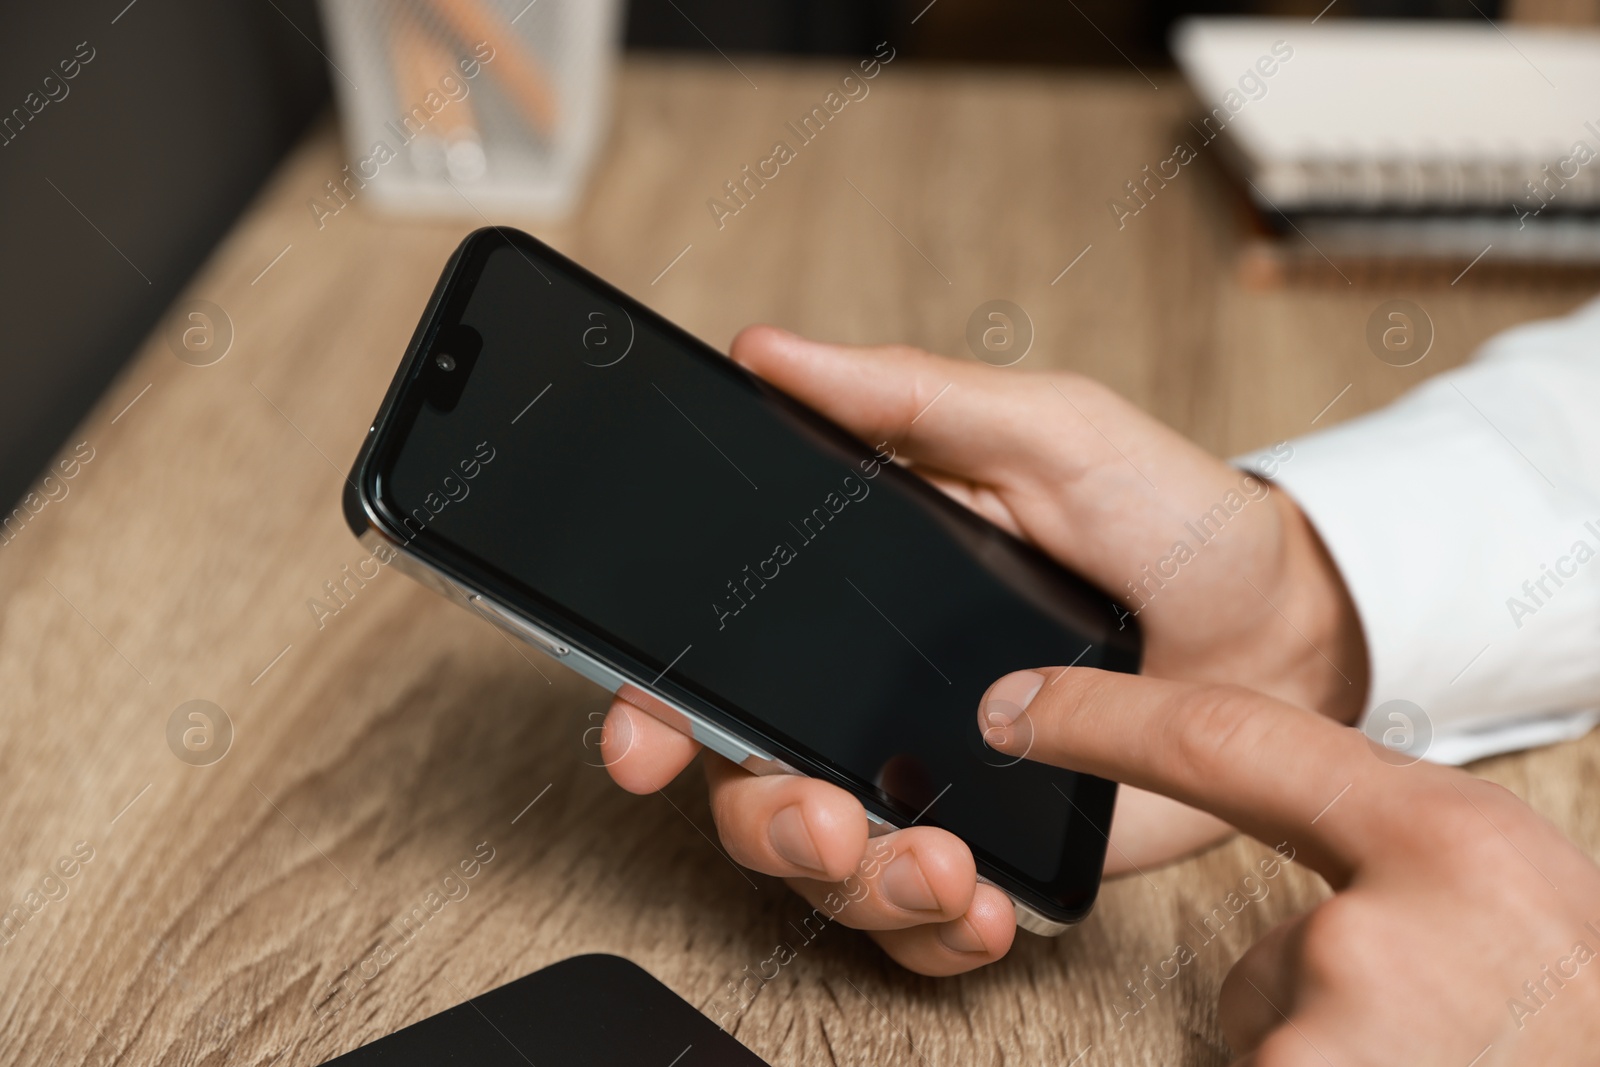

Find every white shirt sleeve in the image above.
[1236,296,1600,765]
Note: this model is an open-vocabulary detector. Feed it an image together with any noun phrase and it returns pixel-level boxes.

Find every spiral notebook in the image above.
[1171,17,1600,214]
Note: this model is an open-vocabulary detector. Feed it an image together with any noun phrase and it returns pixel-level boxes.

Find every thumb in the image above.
[729,325,1049,478]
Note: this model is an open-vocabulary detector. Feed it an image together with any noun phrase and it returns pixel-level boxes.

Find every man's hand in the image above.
[600,326,1368,974]
[981,667,1600,1064]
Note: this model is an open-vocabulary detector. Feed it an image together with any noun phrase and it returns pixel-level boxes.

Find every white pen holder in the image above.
[317,0,621,217]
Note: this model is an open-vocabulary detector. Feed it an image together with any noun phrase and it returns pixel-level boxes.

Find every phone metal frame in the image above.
[345,228,1128,937]
[349,513,1075,936]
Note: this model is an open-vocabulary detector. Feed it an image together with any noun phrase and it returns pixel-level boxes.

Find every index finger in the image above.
[727,325,1054,477]
[979,668,1432,881]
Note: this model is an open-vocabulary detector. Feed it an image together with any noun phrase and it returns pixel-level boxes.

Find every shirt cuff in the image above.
[1236,303,1600,764]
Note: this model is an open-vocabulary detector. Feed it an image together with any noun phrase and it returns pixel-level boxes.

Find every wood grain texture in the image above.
[2,57,1597,1067]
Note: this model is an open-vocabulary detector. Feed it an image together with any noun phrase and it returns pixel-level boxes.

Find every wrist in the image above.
[1268,489,1370,724]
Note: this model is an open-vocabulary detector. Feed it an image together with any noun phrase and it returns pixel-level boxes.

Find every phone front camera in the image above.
[435,353,457,372]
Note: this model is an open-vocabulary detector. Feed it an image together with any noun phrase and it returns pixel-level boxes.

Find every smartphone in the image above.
[345,228,1141,934]
[320,954,769,1064]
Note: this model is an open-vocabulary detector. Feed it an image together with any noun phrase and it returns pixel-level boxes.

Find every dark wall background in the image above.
[0,0,1497,514]
[0,0,329,515]
[623,0,1499,66]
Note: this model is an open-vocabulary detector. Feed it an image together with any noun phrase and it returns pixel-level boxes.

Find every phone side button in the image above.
[685,714,775,767]
[469,596,570,658]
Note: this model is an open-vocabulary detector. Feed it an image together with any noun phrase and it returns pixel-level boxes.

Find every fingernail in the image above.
[769,805,824,873]
[938,918,989,955]
[979,670,1045,744]
[881,853,940,912]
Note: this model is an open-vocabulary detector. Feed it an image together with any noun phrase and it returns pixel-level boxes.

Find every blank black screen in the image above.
[371,233,1137,917]
[327,954,767,1065]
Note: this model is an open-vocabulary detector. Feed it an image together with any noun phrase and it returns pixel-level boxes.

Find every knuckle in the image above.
[707,800,750,860]
[1297,896,1383,984]
[1456,777,1525,818]
[1166,684,1267,778]
[706,781,758,845]
[1405,780,1518,862]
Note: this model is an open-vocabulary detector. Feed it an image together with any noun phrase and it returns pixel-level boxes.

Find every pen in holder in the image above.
[317,0,621,217]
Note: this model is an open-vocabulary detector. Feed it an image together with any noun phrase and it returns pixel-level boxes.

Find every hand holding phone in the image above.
[348,229,1361,973]
[599,326,1370,975]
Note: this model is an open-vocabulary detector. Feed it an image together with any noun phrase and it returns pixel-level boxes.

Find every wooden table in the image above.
[4,56,1597,1067]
